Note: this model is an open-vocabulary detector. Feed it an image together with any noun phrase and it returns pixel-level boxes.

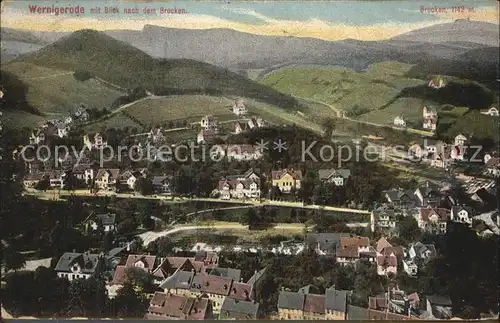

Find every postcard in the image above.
[0,0,498,321]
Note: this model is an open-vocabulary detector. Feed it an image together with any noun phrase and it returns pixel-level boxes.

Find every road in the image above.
[23,190,371,215]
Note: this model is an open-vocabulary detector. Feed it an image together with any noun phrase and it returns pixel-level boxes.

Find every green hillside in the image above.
[17,29,300,110]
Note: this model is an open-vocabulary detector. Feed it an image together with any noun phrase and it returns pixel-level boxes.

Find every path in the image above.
[22,72,73,80]
[23,190,371,215]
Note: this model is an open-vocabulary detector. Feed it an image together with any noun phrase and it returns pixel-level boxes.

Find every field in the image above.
[2,62,126,116]
[260,61,424,119]
[356,97,425,126]
[122,95,236,126]
[1,110,45,129]
[82,113,143,133]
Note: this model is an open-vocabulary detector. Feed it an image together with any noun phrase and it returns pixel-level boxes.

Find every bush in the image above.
[73,70,92,81]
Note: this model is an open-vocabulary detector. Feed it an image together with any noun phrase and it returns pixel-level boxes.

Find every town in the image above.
[1,2,499,321]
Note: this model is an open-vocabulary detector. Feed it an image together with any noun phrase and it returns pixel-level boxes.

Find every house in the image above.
[56,122,70,138]
[219,298,259,320]
[485,156,500,177]
[414,184,441,207]
[23,172,46,189]
[29,129,46,145]
[148,127,166,144]
[197,130,217,144]
[54,252,104,281]
[449,145,466,161]
[94,168,120,190]
[200,115,218,131]
[375,238,403,276]
[454,134,467,146]
[226,144,263,161]
[450,206,473,225]
[417,207,450,234]
[480,106,499,117]
[407,242,436,264]
[370,206,400,232]
[428,77,445,89]
[383,188,416,206]
[429,152,450,169]
[426,295,452,319]
[306,233,350,256]
[119,170,143,190]
[232,100,247,116]
[83,133,108,150]
[318,168,351,186]
[47,170,66,188]
[423,106,438,119]
[112,254,158,288]
[422,117,437,131]
[218,169,261,200]
[403,242,436,275]
[470,187,496,207]
[271,169,302,193]
[336,236,375,265]
[145,292,213,320]
[152,175,173,194]
[72,164,94,184]
[394,116,406,127]
[65,116,73,124]
[233,122,249,134]
[85,213,117,232]
[247,117,265,130]
[74,106,90,121]
[403,259,418,276]
[277,286,349,320]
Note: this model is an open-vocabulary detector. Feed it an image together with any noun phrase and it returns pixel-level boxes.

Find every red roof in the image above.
[125,254,157,269]
[146,292,210,320]
[303,294,326,314]
[229,282,253,301]
[486,157,500,168]
[419,207,450,221]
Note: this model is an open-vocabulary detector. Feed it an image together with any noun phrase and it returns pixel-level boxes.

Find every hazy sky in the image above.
[1,0,498,41]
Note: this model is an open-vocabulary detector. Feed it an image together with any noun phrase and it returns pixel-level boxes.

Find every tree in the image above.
[134,177,154,195]
[35,177,50,191]
[102,231,114,252]
[2,246,26,271]
[124,268,154,293]
[67,277,107,317]
[114,282,148,318]
[397,216,421,244]
[147,236,173,256]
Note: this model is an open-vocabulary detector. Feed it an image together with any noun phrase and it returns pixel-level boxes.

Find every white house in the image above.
[247,118,265,130]
[393,116,406,127]
[423,106,438,119]
[417,207,450,234]
[226,144,263,161]
[318,168,352,186]
[56,122,70,138]
[403,259,418,276]
[218,169,261,200]
[29,130,46,145]
[480,107,499,117]
[454,134,467,147]
[422,118,437,131]
[148,127,166,144]
[95,169,120,190]
[86,213,117,232]
[232,100,247,116]
[84,133,108,150]
[485,156,500,177]
[65,116,74,124]
[54,252,103,281]
[428,78,445,89]
[200,115,218,131]
[450,206,473,226]
[197,130,216,144]
[120,170,142,190]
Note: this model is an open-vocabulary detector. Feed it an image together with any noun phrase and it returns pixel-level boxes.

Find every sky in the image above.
[1,0,498,41]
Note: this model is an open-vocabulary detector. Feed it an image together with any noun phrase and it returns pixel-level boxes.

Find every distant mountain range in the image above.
[2,20,498,70]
